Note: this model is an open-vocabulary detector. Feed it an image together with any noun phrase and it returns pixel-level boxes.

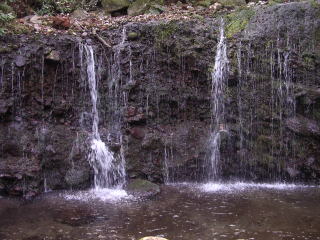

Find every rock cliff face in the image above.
[0,1,319,197]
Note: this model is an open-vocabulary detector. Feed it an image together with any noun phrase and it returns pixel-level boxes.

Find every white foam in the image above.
[200,181,315,193]
[62,188,132,202]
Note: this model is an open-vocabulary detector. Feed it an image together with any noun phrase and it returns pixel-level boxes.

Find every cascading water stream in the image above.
[83,44,125,190]
[208,19,229,180]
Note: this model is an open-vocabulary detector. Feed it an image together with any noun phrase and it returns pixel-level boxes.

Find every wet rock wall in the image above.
[0,1,319,197]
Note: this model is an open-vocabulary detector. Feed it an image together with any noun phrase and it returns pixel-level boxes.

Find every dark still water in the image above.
[0,183,320,240]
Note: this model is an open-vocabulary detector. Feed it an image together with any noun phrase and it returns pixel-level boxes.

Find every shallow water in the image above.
[0,183,320,240]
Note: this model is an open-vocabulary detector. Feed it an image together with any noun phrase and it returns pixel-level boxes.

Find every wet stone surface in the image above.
[0,184,320,240]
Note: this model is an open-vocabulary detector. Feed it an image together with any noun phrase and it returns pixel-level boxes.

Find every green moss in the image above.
[268,0,285,6]
[0,3,13,14]
[154,21,179,47]
[218,0,246,7]
[0,46,12,53]
[225,8,255,38]
[192,14,205,20]
[36,0,80,15]
[197,0,213,7]
[127,31,139,40]
[310,0,320,9]
[3,21,30,35]
[315,27,320,43]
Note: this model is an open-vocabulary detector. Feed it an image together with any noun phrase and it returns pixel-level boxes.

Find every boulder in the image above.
[15,55,27,67]
[128,0,164,16]
[65,167,90,188]
[126,179,160,198]
[46,50,60,62]
[101,0,130,13]
[71,9,89,19]
[128,127,145,140]
[286,116,320,137]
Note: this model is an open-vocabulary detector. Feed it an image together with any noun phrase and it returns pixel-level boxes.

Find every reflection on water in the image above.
[0,183,320,240]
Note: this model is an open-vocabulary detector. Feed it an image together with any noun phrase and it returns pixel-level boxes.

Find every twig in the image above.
[92,29,112,48]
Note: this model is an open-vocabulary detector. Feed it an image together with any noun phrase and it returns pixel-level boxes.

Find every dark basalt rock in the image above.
[0,1,320,197]
[286,116,320,137]
[126,179,160,198]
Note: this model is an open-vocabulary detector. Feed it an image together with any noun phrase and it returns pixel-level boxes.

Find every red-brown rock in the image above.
[128,127,145,139]
[52,16,71,30]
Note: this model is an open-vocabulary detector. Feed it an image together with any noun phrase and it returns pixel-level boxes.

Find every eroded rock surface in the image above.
[0,1,319,197]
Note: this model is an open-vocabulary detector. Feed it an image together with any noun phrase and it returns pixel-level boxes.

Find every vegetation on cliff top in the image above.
[0,0,308,37]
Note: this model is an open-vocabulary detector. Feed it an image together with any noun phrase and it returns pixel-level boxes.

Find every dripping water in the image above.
[208,19,229,180]
[163,134,174,184]
[237,42,245,169]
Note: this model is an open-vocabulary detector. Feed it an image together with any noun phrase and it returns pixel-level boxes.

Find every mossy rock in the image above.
[146,4,165,15]
[64,168,90,187]
[101,0,130,13]
[128,31,139,40]
[217,0,246,7]
[197,0,214,7]
[0,46,12,54]
[154,21,179,47]
[225,8,255,38]
[126,179,160,197]
[128,0,164,16]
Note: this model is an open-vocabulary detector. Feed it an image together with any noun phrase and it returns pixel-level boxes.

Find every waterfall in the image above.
[108,26,128,143]
[83,44,125,189]
[208,19,229,180]
[163,136,174,184]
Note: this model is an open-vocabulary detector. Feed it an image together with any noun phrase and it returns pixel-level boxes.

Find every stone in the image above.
[65,168,90,187]
[101,0,130,13]
[146,4,165,15]
[0,46,12,54]
[126,179,160,197]
[52,16,71,30]
[286,167,300,178]
[71,9,88,19]
[217,0,246,7]
[46,50,60,62]
[286,116,320,137]
[45,145,56,154]
[127,106,137,117]
[126,113,146,124]
[15,55,27,67]
[209,2,222,10]
[128,0,164,16]
[197,0,213,8]
[128,127,145,139]
[29,15,42,25]
[139,237,168,240]
[128,32,139,40]
[0,98,13,116]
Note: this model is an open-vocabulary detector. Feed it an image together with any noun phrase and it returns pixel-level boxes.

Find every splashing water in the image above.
[200,181,315,193]
[83,44,125,190]
[208,19,229,180]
